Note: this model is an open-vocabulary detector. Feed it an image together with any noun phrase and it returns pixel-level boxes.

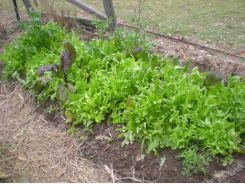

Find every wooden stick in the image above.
[12,0,20,21]
[22,0,33,11]
[66,0,107,20]
[102,0,117,31]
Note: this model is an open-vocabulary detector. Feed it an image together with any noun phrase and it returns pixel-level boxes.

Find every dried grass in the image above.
[0,21,7,38]
[37,0,78,30]
[0,82,110,182]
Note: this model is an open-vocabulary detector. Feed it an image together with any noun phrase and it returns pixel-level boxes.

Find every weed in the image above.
[121,153,127,159]
[177,147,212,176]
[44,105,59,114]
[159,156,167,168]
[140,154,146,160]
[80,136,88,141]
[132,0,146,29]
[0,142,17,162]
[106,138,113,144]
[7,29,14,34]
[14,169,31,183]
[38,0,76,29]
[91,15,112,40]
[111,26,154,53]
[0,143,8,161]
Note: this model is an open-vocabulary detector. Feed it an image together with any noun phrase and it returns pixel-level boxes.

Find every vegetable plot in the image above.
[1,12,245,175]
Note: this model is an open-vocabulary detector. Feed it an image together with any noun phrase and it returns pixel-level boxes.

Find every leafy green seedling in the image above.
[159,155,167,170]
[121,153,128,159]
[106,138,114,144]
[91,15,112,40]
[140,154,146,160]
[177,147,212,176]
[80,136,88,141]
[44,105,59,114]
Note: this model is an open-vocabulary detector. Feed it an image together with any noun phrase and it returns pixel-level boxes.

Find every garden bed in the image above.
[1,10,245,183]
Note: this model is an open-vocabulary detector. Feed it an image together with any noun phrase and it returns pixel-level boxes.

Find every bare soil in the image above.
[1,11,245,183]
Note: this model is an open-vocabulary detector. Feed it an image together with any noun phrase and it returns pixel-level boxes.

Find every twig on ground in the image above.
[120,177,152,183]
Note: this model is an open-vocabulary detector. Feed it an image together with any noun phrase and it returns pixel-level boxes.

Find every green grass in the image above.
[82,0,245,49]
[1,0,244,50]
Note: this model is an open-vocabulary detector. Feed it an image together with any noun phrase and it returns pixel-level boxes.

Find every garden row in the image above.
[1,11,245,175]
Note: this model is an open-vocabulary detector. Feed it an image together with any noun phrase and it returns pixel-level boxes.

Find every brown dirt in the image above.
[1,9,245,183]
[78,122,245,183]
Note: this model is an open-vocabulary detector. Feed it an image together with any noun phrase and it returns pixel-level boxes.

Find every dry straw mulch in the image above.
[0,82,110,183]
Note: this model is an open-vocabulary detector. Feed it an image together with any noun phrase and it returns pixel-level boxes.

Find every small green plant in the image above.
[111,26,155,53]
[177,147,212,176]
[0,143,8,161]
[7,29,14,34]
[15,169,31,183]
[44,105,59,114]
[133,0,146,28]
[140,154,146,160]
[121,153,128,159]
[91,15,112,40]
[159,155,167,169]
[106,138,113,144]
[0,142,17,162]
[80,136,88,141]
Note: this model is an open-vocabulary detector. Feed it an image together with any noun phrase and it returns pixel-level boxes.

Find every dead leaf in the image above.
[180,49,187,60]
[39,114,45,120]
[39,163,47,167]
[65,140,71,146]
[241,52,245,57]
[68,176,80,183]
[85,150,91,156]
[18,154,27,161]
[56,167,66,178]
[103,144,110,151]
[0,171,9,179]
[136,155,142,162]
